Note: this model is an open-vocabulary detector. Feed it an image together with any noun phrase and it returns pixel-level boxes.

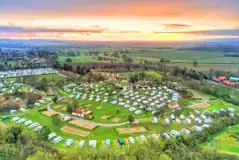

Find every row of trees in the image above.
[224,53,239,57]
[207,68,239,79]
[0,49,58,70]
[60,50,81,57]
[185,79,239,105]
[0,122,55,160]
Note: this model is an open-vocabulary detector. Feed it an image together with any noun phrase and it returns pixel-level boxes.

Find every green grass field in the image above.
[197,57,239,64]
[59,56,123,63]
[59,56,102,63]
[201,124,239,155]
[166,63,239,73]
[52,99,150,124]
[130,49,224,61]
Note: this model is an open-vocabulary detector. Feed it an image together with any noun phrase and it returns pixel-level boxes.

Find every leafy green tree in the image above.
[36,126,51,141]
[67,102,77,113]
[128,115,135,124]
[6,127,22,144]
[51,114,61,126]
[52,96,58,104]
[65,58,73,63]
[19,132,32,145]
[0,145,17,160]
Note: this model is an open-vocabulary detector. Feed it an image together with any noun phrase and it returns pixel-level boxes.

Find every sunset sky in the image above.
[0,0,238,41]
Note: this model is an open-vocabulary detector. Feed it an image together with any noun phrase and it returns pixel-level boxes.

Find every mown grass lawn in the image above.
[130,49,224,61]
[52,99,150,124]
[200,99,238,112]
[201,124,239,155]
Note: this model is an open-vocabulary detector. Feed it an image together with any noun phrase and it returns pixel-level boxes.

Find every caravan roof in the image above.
[165,118,170,124]
[140,135,147,141]
[202,124,210,129]
[89,140,97,148]
[106,139,111,146]
[181,128,191,135]
[171,130,180,137]
[48,133,56,140]
[180,115,185,119]
[129,137,135,144]
[163,133,170,140]
[170,114,176,120]
[78,140,85,148]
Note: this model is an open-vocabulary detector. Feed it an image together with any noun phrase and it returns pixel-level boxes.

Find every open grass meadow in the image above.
[201,124,239,155]
[59,49,238,64]
[130,49,224,62]
[54,96,151,124]
[59,56,102,63]
[166,63,239,73]
[59,55,124,63]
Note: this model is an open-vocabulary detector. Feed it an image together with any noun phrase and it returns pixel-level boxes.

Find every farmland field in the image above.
[130,49,224,61]
[197,57,239,64]
[166,63,239,73]
[59,56,101,63]
[58,48,239,74]
[59,55,123,63]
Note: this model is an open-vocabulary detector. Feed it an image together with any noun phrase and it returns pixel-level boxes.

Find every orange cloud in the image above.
[0,26,106,33]
[153,29,239,36]
[162,24,191,29]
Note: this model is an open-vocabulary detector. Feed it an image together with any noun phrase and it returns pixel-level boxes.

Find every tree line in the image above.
[224,53,239,57]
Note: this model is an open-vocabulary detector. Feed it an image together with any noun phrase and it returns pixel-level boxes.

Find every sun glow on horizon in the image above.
[0,1,238,41]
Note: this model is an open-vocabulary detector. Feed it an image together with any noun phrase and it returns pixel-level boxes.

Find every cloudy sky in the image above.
[0,0,238,41]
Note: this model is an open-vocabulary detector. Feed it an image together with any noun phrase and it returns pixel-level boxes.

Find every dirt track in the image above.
[70,120,97,130]
[61,125,89,137]
[116,127,147,134]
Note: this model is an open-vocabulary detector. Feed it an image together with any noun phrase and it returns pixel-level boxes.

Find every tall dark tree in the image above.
[128,115,135,124]
[193,60,198,67]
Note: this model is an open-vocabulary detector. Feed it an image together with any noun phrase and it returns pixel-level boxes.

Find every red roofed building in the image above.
[84,82,89,87]
[109,77,117,81]
[168,102,179,109]
[213,76,227,82]
[72,107,93,117]
[223,80,235,86]
[218,76,227,81]
[73,108,84,113]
